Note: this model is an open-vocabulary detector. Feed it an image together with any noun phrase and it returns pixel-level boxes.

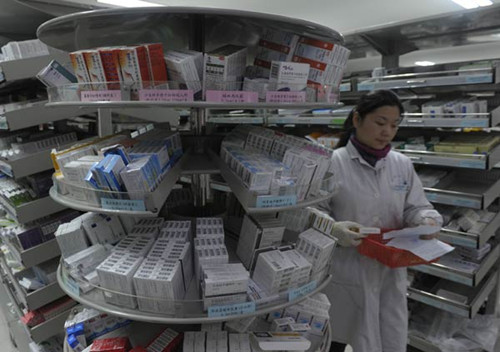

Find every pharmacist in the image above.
[322,90,443,352]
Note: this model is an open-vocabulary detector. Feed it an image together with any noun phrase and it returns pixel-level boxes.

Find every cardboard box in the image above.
[203,45,247,96]
[118,46,152,89]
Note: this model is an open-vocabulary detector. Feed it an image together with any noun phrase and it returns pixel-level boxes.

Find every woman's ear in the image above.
[353,111,360,129]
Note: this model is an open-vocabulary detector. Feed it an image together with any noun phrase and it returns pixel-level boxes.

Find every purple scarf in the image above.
[350,135,391,167]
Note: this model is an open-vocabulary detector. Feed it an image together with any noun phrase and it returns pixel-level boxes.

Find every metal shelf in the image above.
[411,243,500,287]
[407,269,498,318]
[0,56,52,82]
[0,101,95,131]
[339,82,351,92]
[29,308,72,344]
[424,169,500,209]
[438,210,500,249]
[400,143,500,170]
[357,66,498,91]
[207,117,264,125]
[46,101,342,110]
[3,254,65,310]
[267,115,347,126]
[407,333,483,352]
[50,153,187,217]
[8,239,61,269]
[0,148,58,179]
[0,196,67,224]
[181,152,220,175]
[37,7,343,52]
[57,264,332,324]
[22,282,66,311]
[209,150,335,214]
[400,106,500,128]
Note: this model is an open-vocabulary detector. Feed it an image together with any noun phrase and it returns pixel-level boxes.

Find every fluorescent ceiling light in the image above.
[475,0,493,6]
[97,0,164,7]
[415,61,435,66]
[450,0,492,9]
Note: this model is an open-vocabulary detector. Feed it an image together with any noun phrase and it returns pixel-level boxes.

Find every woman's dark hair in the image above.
[336,89,404,148]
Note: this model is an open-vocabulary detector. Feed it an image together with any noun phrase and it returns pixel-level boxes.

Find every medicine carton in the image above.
[98,47,123,89]
[55,221,89,258]
[83,50,107,90]
[164,50,202,93]
[269,61,310,91]
[203,45,247,96]
[118,46,152,89]
[96,253,143,308]
[133,258,185,313]
[144,43,168,86]
[69,51,91,84]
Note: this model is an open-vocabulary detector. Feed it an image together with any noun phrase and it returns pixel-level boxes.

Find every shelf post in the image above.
[97,108,113,137]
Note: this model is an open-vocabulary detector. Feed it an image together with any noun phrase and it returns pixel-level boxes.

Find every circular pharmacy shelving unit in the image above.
[41,5,343,337]
[57,264,332,325]
[37,7,344,53]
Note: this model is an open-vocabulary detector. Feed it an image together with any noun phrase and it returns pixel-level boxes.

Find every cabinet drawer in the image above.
[408,270,497,318]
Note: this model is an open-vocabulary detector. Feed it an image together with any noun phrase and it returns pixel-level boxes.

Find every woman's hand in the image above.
[419,217,440,240]
[332,221,366,247]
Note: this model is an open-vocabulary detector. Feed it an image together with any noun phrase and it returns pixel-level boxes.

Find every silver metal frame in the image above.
[56,264,332,324]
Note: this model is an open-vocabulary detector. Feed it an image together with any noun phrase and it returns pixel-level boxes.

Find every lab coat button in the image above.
[374,193,379,198]
[372,216,379,222]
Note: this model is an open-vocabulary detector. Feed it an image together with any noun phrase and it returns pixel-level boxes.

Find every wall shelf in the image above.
[424,169,500,210]
[0,56,52,82]
[407,270,497,318]
[400,144,500,170]
[0,196,67,224]
[438,210,500,249]
[0,101,95,131]
[411,243,499,287]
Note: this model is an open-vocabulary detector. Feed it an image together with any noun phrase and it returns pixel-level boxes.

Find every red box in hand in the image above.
[90,337,131,352]
[357,230,439,268]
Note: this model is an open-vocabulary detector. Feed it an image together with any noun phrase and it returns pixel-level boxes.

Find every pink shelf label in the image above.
[206,90,258,103]
[139,89,194,102]
[266,91,306,103]
[81,90,122,102]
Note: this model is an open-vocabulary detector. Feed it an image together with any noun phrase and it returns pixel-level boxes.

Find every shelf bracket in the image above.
[360,30,418,69]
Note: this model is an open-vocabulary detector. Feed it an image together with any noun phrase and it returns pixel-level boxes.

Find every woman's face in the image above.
[353,105,401,150]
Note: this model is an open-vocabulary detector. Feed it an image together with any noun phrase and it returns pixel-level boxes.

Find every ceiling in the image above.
[2,0,500,68]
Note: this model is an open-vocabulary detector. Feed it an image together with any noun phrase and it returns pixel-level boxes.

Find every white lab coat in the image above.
[323,141,443,352]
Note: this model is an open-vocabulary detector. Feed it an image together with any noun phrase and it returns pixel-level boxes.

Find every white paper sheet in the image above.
[385,237,454,261]
[383,225,441,240]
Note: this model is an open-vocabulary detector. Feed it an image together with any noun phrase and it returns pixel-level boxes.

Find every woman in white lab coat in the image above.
[324,90,443,352]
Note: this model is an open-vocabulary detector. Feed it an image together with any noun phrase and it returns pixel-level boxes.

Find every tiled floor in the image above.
[0,308,19,352]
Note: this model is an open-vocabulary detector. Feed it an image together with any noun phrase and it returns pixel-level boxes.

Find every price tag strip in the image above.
[255,195,297,208]
[206,91,258,103]
[288,280,317,302]
[81,90,122,102]
[208,301,256,318]
[101,198,146,212]
[139,89,194,102]
[266,91,306,103]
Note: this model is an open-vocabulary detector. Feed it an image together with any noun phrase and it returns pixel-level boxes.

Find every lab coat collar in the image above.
[346,140,387,171]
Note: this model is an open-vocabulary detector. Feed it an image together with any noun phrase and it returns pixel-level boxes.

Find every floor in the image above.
[0,308,18,352]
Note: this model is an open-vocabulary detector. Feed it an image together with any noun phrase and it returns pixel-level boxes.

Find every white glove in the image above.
[420,217,440,240]
[332,221,366,247]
